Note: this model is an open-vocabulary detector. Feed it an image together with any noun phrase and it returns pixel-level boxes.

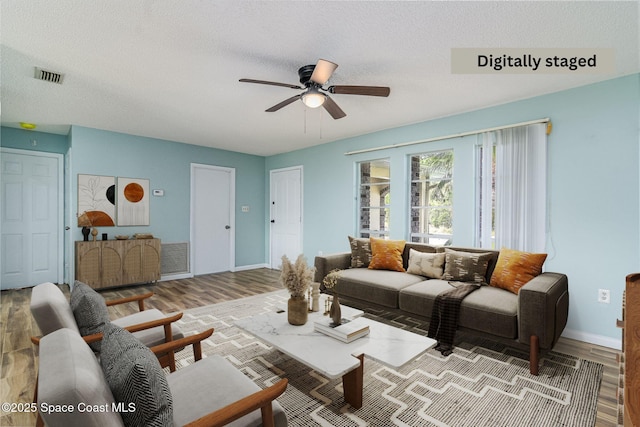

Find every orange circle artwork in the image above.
[124,183,144,203]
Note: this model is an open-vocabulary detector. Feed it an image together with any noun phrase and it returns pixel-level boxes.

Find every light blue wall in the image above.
[1,127,69,154]
[267,74,640,345]
[69,126,266,268]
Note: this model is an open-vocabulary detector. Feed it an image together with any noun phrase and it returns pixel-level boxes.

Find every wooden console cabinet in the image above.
[618,273,640,426]
[75,238,161,289]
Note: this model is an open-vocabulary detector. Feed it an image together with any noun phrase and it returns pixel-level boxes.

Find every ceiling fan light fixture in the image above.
[301,88,326,108]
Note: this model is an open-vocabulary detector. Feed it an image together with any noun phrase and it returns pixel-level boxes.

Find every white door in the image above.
[191,164,235,275]
[270,166,302,269]
[1,149,63,289]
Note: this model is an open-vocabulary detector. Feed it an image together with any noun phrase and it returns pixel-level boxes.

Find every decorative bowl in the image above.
[115,235,129,240]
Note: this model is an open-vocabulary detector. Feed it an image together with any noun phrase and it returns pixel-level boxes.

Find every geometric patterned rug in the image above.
[172,290,602,427]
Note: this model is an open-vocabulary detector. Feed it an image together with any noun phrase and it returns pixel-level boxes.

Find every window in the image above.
[409,151,453,245]
[358,159,390,238]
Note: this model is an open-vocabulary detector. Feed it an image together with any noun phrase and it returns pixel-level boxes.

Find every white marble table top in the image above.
[234,299,436,379]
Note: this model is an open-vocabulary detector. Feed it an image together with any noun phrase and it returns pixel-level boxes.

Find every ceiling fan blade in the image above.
[328,85,390,97]
[265,94,301,112]
[310,59,338,85]
[239,79,303,90]
[322,95,346,120]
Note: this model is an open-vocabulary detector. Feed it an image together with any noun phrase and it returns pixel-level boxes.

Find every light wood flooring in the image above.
[1,269,621,426]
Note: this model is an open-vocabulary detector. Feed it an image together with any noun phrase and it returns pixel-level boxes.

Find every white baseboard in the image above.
[160,272,194,281]
[561,328,621,350]
[233,263,271,272]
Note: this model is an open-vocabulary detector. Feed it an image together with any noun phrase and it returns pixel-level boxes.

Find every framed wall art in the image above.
[117,177,150,226]
[77,174,116,226]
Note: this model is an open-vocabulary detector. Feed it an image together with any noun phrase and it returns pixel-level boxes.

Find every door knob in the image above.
[270,220,275,223]
[225,225,231,229]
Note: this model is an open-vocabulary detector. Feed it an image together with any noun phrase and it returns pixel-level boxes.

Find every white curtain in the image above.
[478,132,495,249]
[479,123,547,252]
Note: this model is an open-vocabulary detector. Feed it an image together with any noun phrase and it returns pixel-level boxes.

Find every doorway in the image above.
[191,164,235,275]
[1,148,63,289]
[269,166,303,269]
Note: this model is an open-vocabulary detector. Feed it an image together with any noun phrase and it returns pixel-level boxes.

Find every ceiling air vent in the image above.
[34,67,64,84]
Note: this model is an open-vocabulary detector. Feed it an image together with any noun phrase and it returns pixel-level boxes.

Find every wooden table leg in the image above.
[342,354,364,409]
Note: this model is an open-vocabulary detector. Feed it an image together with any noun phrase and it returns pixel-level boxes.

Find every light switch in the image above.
[241,206,250,212]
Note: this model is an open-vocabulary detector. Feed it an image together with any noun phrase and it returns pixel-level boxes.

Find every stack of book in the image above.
[314,317,370,343]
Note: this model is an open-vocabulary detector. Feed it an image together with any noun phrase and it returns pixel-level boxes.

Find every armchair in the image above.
[30,282,185,371]
[36,327,289,427]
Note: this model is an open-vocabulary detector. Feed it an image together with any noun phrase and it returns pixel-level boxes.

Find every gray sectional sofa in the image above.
[314,242,569,375]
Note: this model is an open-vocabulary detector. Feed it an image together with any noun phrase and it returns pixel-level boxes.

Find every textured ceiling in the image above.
[1,1,638,156]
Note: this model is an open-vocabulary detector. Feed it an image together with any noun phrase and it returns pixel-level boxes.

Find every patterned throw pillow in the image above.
[490,248,548,294]
[70,281,110,352]
[100,323,174,427]
[368,237,406,272]
[442,249,493,283]
[348,236,372,268]
[407,249,445,278]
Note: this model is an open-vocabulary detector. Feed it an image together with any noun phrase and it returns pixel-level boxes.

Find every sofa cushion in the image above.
[336,268,424,308]
[348,236,372,268]
[30,282,80,336]
[368,237,406,272]
[399,280,518,339]
[38,328,124,427]
[402,243,438,269]
[168,355,288,427]
[100,323,174,427]
[70,281,110,352]
[490,248,548,294]
[442,249,494,284]
[406,249,445,279]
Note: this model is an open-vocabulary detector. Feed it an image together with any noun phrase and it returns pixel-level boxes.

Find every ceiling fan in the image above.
[239,59,390,120]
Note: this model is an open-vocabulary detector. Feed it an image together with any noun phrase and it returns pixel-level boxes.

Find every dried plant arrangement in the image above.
[322,269,342,291]
[280,254,315,298]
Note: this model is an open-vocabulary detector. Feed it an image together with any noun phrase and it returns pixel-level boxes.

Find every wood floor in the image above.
[0,269,621,427]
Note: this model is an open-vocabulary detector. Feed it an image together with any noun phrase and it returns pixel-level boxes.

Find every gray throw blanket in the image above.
[428,282,480,356]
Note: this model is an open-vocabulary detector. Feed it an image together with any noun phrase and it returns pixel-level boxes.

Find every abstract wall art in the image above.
[77,174,116,227]
[117,177,150,226]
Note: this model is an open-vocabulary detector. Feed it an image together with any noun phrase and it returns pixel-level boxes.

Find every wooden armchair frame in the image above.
[105,291,155,312]
[34,328,288,427]
[149,329,289,427]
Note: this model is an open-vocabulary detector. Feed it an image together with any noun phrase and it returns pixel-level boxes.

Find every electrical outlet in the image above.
[598,289,610,304]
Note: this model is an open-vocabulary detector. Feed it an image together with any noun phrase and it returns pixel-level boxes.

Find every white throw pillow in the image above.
[406,249,445,279]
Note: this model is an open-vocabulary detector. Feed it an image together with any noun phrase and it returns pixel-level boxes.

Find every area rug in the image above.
[171,290,602,427]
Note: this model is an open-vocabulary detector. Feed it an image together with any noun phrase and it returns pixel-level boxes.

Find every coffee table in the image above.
[234,296,436,408]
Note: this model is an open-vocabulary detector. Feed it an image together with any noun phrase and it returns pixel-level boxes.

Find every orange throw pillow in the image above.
[368,237,406,272]
[490,248,547,294]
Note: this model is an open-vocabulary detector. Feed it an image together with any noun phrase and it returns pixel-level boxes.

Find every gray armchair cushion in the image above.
[168,355,288,427]
[70,281,110,351]
[100,323,174,427]
[30,282,80,335]
[38,328,124,427]
[111,308,185,348]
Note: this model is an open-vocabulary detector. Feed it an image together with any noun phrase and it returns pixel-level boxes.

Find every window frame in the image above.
[356,158,391,239]
[408,150,454,245]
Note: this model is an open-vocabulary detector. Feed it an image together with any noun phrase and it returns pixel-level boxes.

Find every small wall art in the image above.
[117,177,150,226]
[77,174,116,227]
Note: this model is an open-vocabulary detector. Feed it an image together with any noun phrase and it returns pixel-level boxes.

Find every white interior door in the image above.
[270,166,302,269]
[191,164,235,275]
[1,149,63,289]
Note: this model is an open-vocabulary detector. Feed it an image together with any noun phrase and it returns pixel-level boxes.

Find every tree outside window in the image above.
[409,151,453,245]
